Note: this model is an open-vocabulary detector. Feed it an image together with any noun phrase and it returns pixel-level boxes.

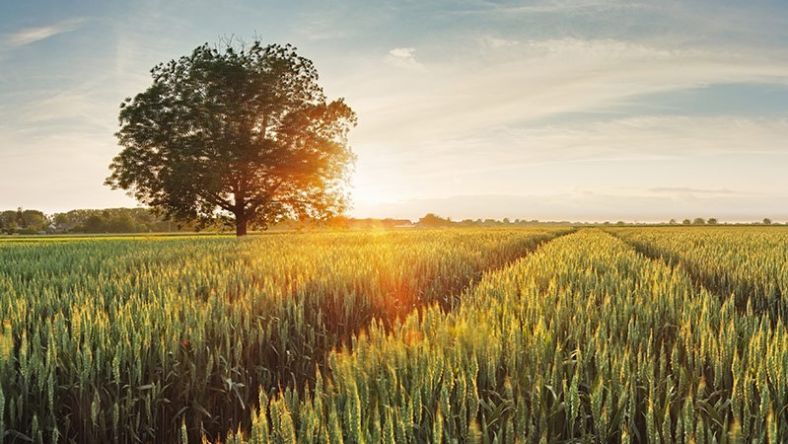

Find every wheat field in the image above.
[1,227,786,443]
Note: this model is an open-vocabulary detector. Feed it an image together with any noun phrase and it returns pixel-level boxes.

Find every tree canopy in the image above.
[107,41,356,235]
[0,209,48,234]
[417,213,453,227]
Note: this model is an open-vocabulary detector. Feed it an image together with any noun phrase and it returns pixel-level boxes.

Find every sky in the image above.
[1,0,788,222]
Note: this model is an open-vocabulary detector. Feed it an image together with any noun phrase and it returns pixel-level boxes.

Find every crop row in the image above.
[225,229,788,443]
[611,227,788,317]
[0,229,562,442]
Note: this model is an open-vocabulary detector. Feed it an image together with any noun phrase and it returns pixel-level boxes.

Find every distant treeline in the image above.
[0,208,196,234]
[413,213,557,227]
[0,208,414,234]
[0,208,780,235]
[401,214,783,228]
[299,213,568,230]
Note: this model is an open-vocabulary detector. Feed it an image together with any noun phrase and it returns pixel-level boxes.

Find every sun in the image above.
[348,172,399,208]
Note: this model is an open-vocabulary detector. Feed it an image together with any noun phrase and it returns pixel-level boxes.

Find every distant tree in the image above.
[682,219,691,225]
[417,213,452,228]
[81,214,108,233]
[616,221,625,225]
[107,41,356,236]
[762,218,772,225]
[54,209,105,233]
[707,218,718,225]
[692,218,706,225]
[0,208,49,234]
[668,219,677,225]
[325,215,351,230]
[106,213,137,233]
[0,210,18,234]
[51,212,74,233]
[19,209,49,233]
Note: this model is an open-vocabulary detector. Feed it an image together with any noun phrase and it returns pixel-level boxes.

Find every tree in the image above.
[325,215,350,230]
[682,219,691,225]
[417,213,452,228]
[763,218,772,225]
[668,219,677,225]
[0,208,49,234]
[107,41,356,236]
[51,213,73,233]
[18,209,49,233]
[106,213,137,233]
[707,218,718,225]
[0,210,18,234]
[692,218,706,225]
[81,214,108,233]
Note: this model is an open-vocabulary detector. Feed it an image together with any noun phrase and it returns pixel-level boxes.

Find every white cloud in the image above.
[384,47,424,70]
[389,47,415,59]
[4,18,85,48]
[344,38,788,149]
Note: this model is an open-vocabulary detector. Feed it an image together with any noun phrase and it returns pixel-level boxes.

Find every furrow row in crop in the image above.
[222,229,788,443]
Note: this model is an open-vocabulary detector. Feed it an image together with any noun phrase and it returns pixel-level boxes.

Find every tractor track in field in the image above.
[605,229,787,324]
[219,228,577,442]
[315,228,577,359]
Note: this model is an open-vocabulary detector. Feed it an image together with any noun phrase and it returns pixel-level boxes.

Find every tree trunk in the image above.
[235,215,248,236]
[234,185,248,236]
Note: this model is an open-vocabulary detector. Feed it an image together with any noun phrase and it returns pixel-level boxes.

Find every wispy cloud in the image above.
[351,114,788,199]
[649,187,736,195]
[456,0,650,16]
[336,32,788,214]
[479,36,518,49]
[346,38,788,152]
[351,190,788,222]
[4,18,85,48]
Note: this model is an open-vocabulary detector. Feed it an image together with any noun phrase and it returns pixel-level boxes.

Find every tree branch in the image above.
[205,192,235,213]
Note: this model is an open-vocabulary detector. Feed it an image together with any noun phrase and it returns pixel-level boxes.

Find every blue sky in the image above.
[1,0,788,221]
